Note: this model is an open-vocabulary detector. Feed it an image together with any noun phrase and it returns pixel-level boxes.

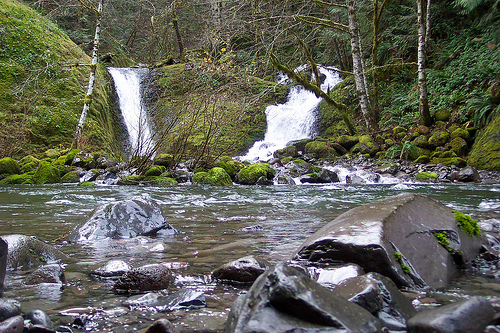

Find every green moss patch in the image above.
[236,163,275,185]
[453,210,481,237]
[192,167,232,186]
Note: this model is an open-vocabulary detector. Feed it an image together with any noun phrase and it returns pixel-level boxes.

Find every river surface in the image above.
[1,183,500,332]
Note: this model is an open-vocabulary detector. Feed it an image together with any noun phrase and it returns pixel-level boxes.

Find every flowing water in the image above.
[240,66,342,162]
[1,183,500,332]
[108,67,153,157]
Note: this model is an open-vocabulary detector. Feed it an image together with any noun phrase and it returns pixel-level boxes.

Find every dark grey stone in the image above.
[69,197,176,242]
[407,296,494,333]
[0,315,24,333]
[456,166,480,182]
[2,235,67,270]
[140,319,176,333]
[24,264,65,285]
[0,237,7,296]
[212,256,268,283]
[294,193,484,289]
[113,264,171,293]
[24,309,54,329]
[0,298,21,322]
[224,263,382,333]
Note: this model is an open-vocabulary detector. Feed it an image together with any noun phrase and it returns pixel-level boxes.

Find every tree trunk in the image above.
[417,0,432,126]
[346,0,377,132]
[74,0,104,147]
[172,2,185,57]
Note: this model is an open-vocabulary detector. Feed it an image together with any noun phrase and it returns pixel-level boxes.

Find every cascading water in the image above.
[240,66,342,162]
[108,67,153,157]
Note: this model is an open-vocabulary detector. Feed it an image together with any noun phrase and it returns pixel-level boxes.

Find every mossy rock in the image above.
[209,160,244,180]
[32,160,60,184]
[0,157,20,175]
[451,128,470,141]
[416,172,438,181]
[0,173,34,185]
[428,131,450,148]
[305,141,337,159]
[116,175,144,185]
[413,155,430,164]
[19,155,39,168]
[449,137,468,156]
[431,157,467,167]
[153,154,174,169]
[328,142,348,155]
[357,135,380,157]
[441,150,458,158]
[78,181,97,187]
[192,167,232,186]
[236,163,275,185]
[434,109,451,122]
[43,149,60,159]
[412,135,429,148]
[273,145,298,159]
[20,161,38,173]
[60,170,80,183]
[336,135,359,149]
[142,176,178,186]
[414,125,430,135]
[144,165,166,177]
[392,126,407,136]
[468,115,500,170]
[64,149,82,165]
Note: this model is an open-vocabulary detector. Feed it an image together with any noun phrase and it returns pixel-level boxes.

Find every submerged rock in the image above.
[294,193,484,289]
[125,289,206,312]
[212,256,268,284]
[2,235,67,270]
[24,264,65,285]
[407,296,494,333]
[69,197,176,242]
[225,263,382,333]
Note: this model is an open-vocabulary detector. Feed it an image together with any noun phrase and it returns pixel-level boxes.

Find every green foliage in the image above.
[453,210,482,236]
[386,141,419,160]
[467,89,500,126]
[394,251,410,274]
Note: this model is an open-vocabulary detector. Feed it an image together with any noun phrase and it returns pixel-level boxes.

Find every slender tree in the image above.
[417,0,432,126]
[73,0,104,146]
[171,1,185,57]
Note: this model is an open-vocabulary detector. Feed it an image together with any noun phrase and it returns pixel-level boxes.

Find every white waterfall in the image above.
[240,66,342,162]
[108,67,153,157]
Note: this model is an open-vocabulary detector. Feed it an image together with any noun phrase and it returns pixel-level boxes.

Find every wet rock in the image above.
[0,315,24,333]
[309,264,364,287]
[225,263,382,333]
[27,325,56,333]
[283,160,314,178]
[294,193,484,289]
[69,196,176,242]
[333,273,416,331]
[140,319,176,333]
[316,168,340,183]
[24,264,65,285]
[0,298,21,322]
[125,289,206,312]
[456,166,480,182]
[0,237,7,296]
[114,264,172,293]
[92,260,130,278]
[24,309,54,329]
[407,296,494,333]
[273,145,298,159]
[2,235,67,270]
[212,256,268,283]
[346,174,366,184]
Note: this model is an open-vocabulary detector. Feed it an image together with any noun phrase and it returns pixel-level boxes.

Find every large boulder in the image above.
[0,238,6,296]
[69,197,176,242]
[2,235,67,270]
[407,296,494,333]
[0,157,20,176]
[224,263,382,333]
[113,264,172,293]
[294,193,484,289]
[235,163,275,185]
[192,167,233,186]
[468,114,500,170]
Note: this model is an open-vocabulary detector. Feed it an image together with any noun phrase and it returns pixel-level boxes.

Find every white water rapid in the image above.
[108,67,153,157]
[240,66,342,162]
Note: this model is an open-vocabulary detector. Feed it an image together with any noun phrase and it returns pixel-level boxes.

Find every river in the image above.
[1,183,499,332]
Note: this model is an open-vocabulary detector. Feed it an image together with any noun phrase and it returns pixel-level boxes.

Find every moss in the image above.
[32,160,60,184]
[116,175,144,185]
[392,126,407,136]
[305,141,337,159]
[192,167,232,186]
[431,157,467,167]
[434,109,451,122]
[394,251,410,274]
[78,181,97,187]
[453,210,481,237]
[449,137,468,156]
[209,160,244,180]
[416,171,438,180]
[468,114,500,170]
[64,149,82,165]
[236,163,275,185]
[0,157,20,175]
[432,231,461,255]
[413,155,430,164]
[153,154,174,168]
[144,165,166,177]
[281,157,293,164]
[451,128,470,141]
[0,172,34,185]
[60,170,80,183]
[142,176,178,186]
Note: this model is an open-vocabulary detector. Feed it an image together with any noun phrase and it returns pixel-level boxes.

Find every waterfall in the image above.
[108,67,153,157]
[240,66,342,162]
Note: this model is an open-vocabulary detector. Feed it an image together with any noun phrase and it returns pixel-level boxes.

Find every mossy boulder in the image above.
[0,157,20,175]
[142,176,178,186]
[78,181,97,187]
[0,173,34,185]
[304,141,337,159]
[416,172,438,181]
[273,145,298,159]
[434,109,451,122]
[32,161,60,184]
[413,155,430,164]
[43,149,60,159]
[60,171,80,183]
[117,175,144,185]
[352,135,380,157]
[451,128,470,141]
[431,157,467,167]
[144,165,166,177]
[449,137,468,156]
[428,131,450,148]
[209,159,244,180]
[468,115,500,170]
[64,149,82,165]
[192,167,232,186]
[412,135,429,148]
[392,126,407,136]
[153,154,174,169]
[236,163,275,185]
[71,152,96,169]
[336,135,359,150]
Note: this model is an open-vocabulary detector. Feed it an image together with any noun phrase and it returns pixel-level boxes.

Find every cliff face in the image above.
[0,0,123,159]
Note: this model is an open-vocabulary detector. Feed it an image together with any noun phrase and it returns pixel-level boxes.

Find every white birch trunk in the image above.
[74,0,104,146]
[346,0,374,130]
[417,0,431,125]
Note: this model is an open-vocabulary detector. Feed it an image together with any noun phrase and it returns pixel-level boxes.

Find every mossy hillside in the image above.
[468,114,500,170]
[152,63,287,163]
[0,0,123,159]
